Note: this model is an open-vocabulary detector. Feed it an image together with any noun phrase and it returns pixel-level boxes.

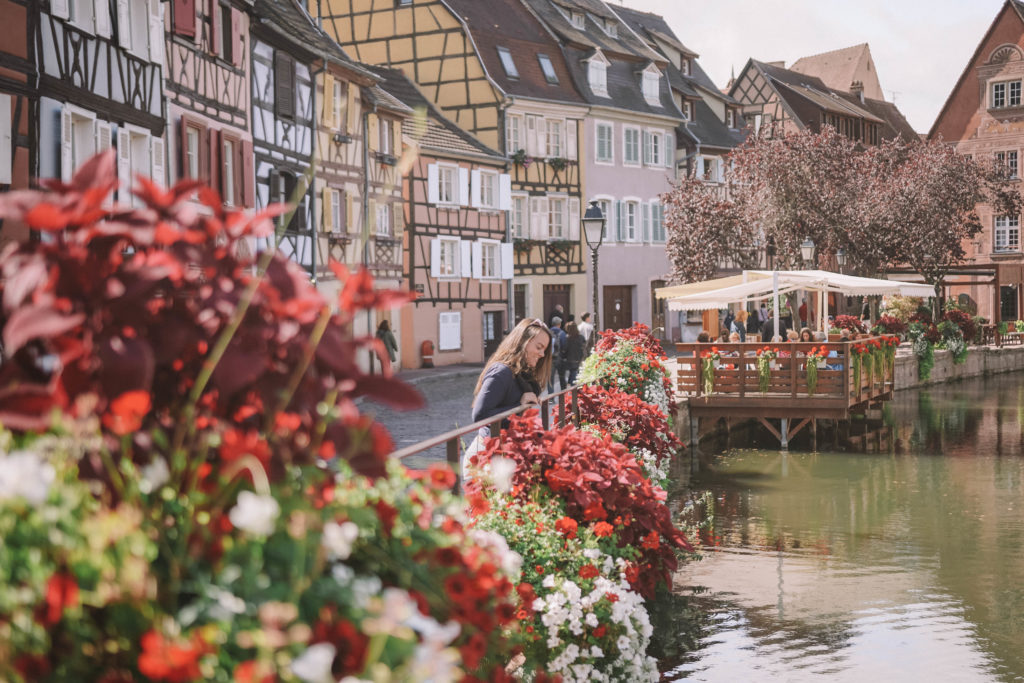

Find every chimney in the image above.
[850,80,864,104]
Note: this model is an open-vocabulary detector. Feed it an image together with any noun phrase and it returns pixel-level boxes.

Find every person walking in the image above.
[730,310,748,342]
[548,304,565,329]
[578,312,595,353]
[376,319,398,367]
[466,318,552,477]
[548,317,569,391]
[564,321,586,385]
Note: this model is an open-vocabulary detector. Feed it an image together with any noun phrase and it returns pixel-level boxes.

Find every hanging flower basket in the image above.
[756,346,779,394]
[700,348,721,395]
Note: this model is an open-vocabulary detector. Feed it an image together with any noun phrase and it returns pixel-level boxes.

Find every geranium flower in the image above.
[41,572,79,626]
[578,564,599,579]
[554,516,578,539]
[137,630,207,683]
[592,521,614,537]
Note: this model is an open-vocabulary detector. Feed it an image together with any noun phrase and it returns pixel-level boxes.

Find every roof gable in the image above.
[790,43,884,101]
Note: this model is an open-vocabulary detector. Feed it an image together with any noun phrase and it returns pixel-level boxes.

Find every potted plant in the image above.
[828,326,842,342]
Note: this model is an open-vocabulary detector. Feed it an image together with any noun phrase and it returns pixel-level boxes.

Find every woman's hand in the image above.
[520,391,539,407]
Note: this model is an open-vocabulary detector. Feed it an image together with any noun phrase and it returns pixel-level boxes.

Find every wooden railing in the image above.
[674,339,894,407]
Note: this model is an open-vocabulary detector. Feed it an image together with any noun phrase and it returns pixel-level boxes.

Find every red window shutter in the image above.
[210,0,221,56]
[173,0,195,37]
[241,139,254,207]
[208,128,219,190]
[231,8,243,67]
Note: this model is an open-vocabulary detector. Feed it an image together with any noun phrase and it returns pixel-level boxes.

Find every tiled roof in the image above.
[790,43,884,101]
[522,0,664,63]
[561,45,681,117]
[854,97,919,140]
[365,84,414,117]
[252,0,372,80]
[755,60,885,123]
[369,67,504,161]
[443,0,586,104]
[611,5,696,58]
[685,98,747,151]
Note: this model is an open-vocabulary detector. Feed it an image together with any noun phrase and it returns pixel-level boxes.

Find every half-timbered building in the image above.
[373,67,511,367]
[37,0,166,201]
[0,0,34,244]
[316,0,590,327]
[164,0,254,214]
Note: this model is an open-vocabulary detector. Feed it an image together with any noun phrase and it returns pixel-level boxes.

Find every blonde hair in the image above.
[473,318,553,398]
[786,330,799,341]
[735,310,749,322]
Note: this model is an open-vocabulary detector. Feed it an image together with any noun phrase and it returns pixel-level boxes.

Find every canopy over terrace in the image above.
[655,270,934,335]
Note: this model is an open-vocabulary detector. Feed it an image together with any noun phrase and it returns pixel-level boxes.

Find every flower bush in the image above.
[937,319,968,364]
[804,346,828,396]
[909,322,936,380]
[941,308,976,348]
[872,314,907,337]
[832,314,866,334]
[579,324,673,413]
[0,151,524,682]
[756,346,779,394]
[699,348,721,395]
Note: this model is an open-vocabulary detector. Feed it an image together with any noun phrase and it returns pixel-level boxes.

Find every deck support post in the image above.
[780,417,789,450]
[690,415,699,452]
[811,418,817,452]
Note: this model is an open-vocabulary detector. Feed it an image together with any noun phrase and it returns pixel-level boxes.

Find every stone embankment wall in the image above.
[894,344,1024,391]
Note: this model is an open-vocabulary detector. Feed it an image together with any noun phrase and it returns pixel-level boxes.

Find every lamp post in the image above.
[800,237,816,267]
[582,201,606,332]
[835,248,847,274]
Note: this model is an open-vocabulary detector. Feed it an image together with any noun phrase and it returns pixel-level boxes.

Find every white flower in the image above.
[322,520,359,560]
[139,457,170,494]
[291,642,336,683]
[0,450,55,507]
[228,491,280,536]
[489,456,517,493]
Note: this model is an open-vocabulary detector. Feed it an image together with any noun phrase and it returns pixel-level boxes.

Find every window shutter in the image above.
[393,201,404,236]
[368,198,376,234]
[344,193,352,233]
[529,197,546,240]
[230,8,243,66]
[274,52,294,118]
[173,0,195,37]
[208,128,220,193]
[471,241,482,279]
[500,242,514,279]
[367,113,378,152]
[642,130,652,165]
[347,83,358,134]
[566,119,577,160]
[653,203,663,241]
[460,239,472,278]
[95,120,112,152]
[427,163,439,204]
[665,133,673,168]
[0,95,10,185]
[94,0,111,37]
[53,0,70,19]
[321,187,330,229]
[642,202,651,243]
[117,127,131,203]
[430,238,441,278]
[60,108,73,182]
[149,0,164,65]
[470,169,481,208]
[526,115,539,156]
[458,167,469,207]
[322,73,335,126]
[615,200,624,241]
[151,137,165,188]
[498,173,511,211]
[568,197,580,240]
[116,0,131,49]
[210,0,221,56]
[241,139,254,207]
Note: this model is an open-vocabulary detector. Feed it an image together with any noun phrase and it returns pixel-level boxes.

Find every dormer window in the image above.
[538,54,559,84]
[682,101,692,120]
[992,80,1022,109]
[642,65,661,105]
[726,109,735,128]
[604,19,617,37]
[497,47,519,79]
[571,11,585,29]
[586,50,610,97]
[681,58,690,76]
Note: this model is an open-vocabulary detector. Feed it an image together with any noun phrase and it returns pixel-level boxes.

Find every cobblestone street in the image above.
[362,370,481,469]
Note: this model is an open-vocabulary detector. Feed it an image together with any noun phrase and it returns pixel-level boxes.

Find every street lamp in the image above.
[835,248,847,273]
[582,201,606,331]
[800,237,816,267]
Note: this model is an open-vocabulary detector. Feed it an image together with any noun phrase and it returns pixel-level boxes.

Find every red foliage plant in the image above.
[872,315,907,336]
[556,384,682,467]
[0,150,421,481]
[594,322,665,358]
[467,414,691,598]
[942,308,976,343]
[832,315,866,334]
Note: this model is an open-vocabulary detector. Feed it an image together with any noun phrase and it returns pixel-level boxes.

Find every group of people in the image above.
[543,305,596,394]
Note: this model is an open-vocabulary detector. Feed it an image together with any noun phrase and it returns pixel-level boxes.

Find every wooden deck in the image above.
[674,339,895,449]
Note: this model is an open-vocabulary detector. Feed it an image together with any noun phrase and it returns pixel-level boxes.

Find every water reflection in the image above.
[667,373,1024,682]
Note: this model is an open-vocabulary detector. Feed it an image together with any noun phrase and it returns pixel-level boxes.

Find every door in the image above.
[514,284,528,323]
[483,310,503,359]
[543,284,571,325]
[650,280,666,338]
[603,285,633,332]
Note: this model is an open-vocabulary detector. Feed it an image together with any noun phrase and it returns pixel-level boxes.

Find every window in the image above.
[438,237,458,277]
[480,241,498,279]
[571,11,585,29]
[643,130,663,166]
[549,197,566,239]
[624,201,637,241]
[726,110,735,128]
[538,54,559,84]
[603,18,617,37]
[398,0,412,5]
[991,81,1024,108]
[438,164,456,204]
[69,0,96,32]
[117,124,156,207]
[376,202,391,236]
[497,47,519,79]
[596,199,612,241]
[333,80,345,131]
[506,114,522,154]
[996,215,1020,252]
[118,0,161,62]
[438,311,461,351]
[588,59,607,96]
[325,188,344,233]
[681,58,690,76]
[221,136,235,206]
[682,101,692,120]
[623,127,639,165]
[379,117,393,155]
[997,150,1019,178]
[642,69,661,105]
[595,121,613,163]
[218,3,232,63]
[61,106,98,182]
[478,170,497,209]
[702,156,717,181]
[511,194,527,238]
[275,52,295,119]
[546,119,563,157]
[183,120,203,180]
[650,201,665,242]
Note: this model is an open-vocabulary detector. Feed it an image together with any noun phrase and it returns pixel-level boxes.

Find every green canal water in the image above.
[663,372,1024,682]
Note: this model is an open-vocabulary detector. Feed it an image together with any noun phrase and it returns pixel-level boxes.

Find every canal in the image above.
[663,372,1024,681]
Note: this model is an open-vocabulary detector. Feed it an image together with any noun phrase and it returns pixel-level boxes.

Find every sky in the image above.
[614,0,1007,134]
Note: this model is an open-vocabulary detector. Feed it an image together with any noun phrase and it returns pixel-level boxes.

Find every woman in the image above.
[564,321,586,385]
[465,318,552,476]
[730,310,749,342]
[798,327,814,343]
[376,319,398,364]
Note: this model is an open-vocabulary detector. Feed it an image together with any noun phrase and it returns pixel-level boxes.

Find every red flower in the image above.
[41,571,79,626]
[427,463,457,490]
[375,500,399,535]
[641,531,660,550]
[460,633,488,672]
[578,564,599,579]
[605,592,619,603]
[234,660,273,683]
[467,490,490,516]
[582,499,607,521]
[593,624,607,638]
[103,390,151,436]
[554,516,578,539]
[137,630,206,683]
[592,521,614,537]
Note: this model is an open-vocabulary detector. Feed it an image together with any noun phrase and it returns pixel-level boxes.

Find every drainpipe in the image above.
[363,96,376,370]
[499,97,514,332]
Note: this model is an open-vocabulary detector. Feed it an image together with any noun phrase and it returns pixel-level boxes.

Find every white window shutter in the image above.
[470,169,481,208]
[500,243,514,279]
[642,130,652,165]
[151,136,165,188]
[529,197,541,240]
[95,120,112,152]
[526,115,539,156]
[149,0,164,65]
[642,202,651,242]
[471,240,482,279]
[430,238,441,278]
[94,0,111,37]
[0,95,10,185]
[566,119,577,160]
[458,167,469,206]
[653,203,663,241]
[117,0,131,49]
[53,0,70,19]
[459,239,472,277]
[568,197,580,240]
[427,163,439,204]
[117,127,131,202]
[498,173,511,211]
[665,133,673,168]
[615,200,624,241]
[60,107,73,182]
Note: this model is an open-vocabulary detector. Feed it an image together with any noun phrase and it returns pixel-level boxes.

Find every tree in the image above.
[662,176,746,284]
